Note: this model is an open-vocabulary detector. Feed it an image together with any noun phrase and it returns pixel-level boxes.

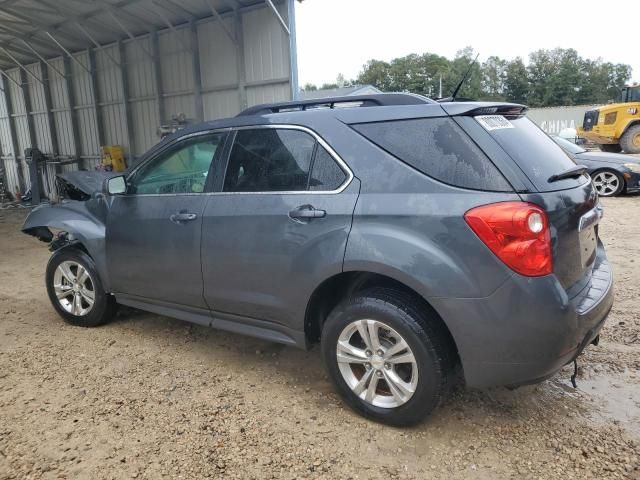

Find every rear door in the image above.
[201,126,358,329]
[107,132,227,308]
[458,114,598,289]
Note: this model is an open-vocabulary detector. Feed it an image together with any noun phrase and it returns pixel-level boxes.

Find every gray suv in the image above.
[23,94,614,426]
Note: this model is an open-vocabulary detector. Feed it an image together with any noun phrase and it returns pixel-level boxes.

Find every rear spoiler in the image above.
[439,102,528,118]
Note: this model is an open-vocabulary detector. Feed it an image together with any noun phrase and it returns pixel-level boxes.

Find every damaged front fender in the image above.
[22,199,112,291]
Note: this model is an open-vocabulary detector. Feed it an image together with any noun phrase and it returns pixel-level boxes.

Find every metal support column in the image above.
[1,74,24,193]
[287,0,299,100]
[190,20,204,121]
[151,29,166,125]
[117,41,135,161]
[62,55,83,161]
[39,61,59,155]
[87,49,105,149]
[234,8,247,110]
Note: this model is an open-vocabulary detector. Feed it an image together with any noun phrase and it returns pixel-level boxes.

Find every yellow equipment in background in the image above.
[577,85,640,154]
[101,145,127,172]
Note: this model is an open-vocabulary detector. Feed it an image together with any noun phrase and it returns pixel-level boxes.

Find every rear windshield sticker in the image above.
[476,115,514,131]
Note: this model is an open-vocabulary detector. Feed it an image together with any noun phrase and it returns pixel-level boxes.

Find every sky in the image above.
[295,0,640,87]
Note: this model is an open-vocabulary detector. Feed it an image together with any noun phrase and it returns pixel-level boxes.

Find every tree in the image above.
[504,58,529,104]
[353,48,631,106]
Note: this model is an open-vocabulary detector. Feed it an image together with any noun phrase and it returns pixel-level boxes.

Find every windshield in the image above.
[552,136,586,155]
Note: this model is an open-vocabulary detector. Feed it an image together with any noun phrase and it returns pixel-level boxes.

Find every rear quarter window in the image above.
[352,117,513,192]
[481,116,588,192]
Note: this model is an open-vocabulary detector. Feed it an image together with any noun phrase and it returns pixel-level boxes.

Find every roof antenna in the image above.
[444,53,480,102]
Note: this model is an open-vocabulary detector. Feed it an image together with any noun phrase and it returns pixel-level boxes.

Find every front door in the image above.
[107,132,227,308]
[201,126,359,329]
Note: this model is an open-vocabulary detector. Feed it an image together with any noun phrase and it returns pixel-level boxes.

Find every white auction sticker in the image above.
[475,115,514,131]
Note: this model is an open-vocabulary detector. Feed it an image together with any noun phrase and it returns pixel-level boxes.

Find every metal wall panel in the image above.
[131,100,159,155]
[159,27,195,120]
[198,18,238,88]
[243,5,290,84]
[203,90,240,120]
[27,63,54,153]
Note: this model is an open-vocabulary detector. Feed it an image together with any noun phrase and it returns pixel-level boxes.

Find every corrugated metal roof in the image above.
[0,0,268,69]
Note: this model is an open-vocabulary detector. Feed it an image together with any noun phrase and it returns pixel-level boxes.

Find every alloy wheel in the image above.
[53,261,95,316]
[336,319,418,408]
[592,171,620,197]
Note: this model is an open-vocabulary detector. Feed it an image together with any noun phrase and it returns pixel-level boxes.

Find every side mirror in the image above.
[104,175,127,195]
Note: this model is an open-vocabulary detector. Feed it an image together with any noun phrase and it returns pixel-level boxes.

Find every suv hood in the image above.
[58,171,121,199]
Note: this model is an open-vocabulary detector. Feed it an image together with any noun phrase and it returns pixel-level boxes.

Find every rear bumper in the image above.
[430,243,614,388]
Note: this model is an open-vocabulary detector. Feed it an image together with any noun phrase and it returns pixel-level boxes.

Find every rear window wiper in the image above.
[548,165,589,183]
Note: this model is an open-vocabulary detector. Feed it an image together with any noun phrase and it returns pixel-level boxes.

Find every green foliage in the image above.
[351,47,632,107]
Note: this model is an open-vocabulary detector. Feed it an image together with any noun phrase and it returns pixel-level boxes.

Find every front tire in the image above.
[591,169,624,197]
[46,247,116,327]
[620,124,640,154]
[321,288,452,426]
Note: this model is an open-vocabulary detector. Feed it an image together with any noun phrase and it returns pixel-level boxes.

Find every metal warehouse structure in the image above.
[0,0,298,198]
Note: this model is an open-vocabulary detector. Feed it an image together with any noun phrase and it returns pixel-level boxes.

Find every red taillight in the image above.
[464,202,553,277]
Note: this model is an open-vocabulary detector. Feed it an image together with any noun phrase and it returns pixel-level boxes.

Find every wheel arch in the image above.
[22,202,111,290]
[621,118,640,137]
[304,270,461,370]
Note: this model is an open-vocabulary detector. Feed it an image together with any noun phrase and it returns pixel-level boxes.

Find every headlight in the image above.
[623,163,640,173]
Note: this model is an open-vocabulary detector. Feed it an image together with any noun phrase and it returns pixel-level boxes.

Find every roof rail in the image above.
[236,93,435,116]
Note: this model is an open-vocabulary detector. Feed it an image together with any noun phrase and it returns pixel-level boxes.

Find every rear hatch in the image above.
[450,105,599,290]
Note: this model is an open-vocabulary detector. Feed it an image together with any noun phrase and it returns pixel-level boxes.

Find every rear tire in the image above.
[620,125,640,154]
[321,288,453,426]
[599,144,622,153]
[591,169,624,197]
[46,247,117,327]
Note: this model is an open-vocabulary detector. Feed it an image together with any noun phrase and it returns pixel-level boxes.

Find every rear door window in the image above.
[352,117,513,192]
[479,116,588,192]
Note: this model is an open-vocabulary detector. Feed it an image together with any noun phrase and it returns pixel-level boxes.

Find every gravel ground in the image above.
[0,196,639,480]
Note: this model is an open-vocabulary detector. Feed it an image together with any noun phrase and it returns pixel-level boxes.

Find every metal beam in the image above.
[154,0,197,22]
[150,29,165,125]
[108,11,154,60]
[21,40,65,79]
[265,0,290,36]
[0,25,61,55]
[0,6,87,44]
[31,0,124,38]
[75,23,121,69]
[0,68,22,89]
[87,49,105,148]
[61,55,83,160]
[233,8,247,111]
[39,60,59,155]
[1,74,25,193]
[46,32,92,75]
[203,0,237,44]
[117,41,135,161]
[0,47,45,86]
[287,0,298,100]
[147,3,191,52]
[190,21,204,122]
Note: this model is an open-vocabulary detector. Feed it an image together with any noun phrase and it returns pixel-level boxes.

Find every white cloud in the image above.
[295,0,639,90]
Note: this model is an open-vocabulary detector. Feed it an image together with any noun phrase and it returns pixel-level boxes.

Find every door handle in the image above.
[288,205,326,221]
[170,212,197,223]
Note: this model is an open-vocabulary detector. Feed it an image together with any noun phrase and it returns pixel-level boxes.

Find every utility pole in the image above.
[439,75,443,98]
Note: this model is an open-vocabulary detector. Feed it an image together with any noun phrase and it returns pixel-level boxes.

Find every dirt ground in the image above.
[0,196,639,480]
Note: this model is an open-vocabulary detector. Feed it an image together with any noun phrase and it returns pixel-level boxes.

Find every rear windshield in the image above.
[352,117,513,192]
[481,116,588,192]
